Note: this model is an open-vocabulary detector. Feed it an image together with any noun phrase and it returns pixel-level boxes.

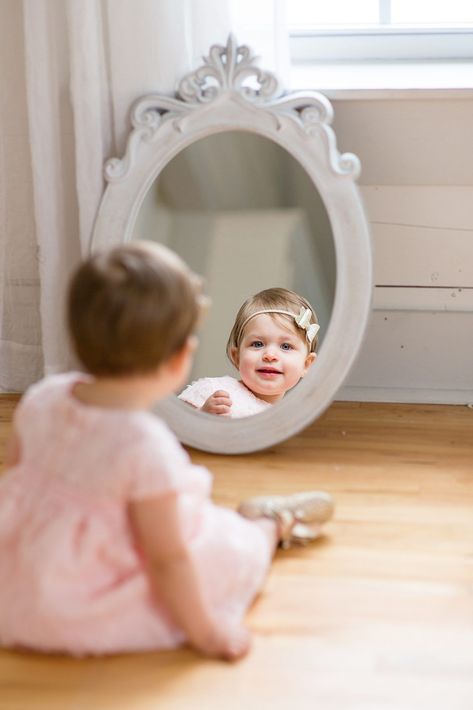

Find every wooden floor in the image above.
[0,396,472,710]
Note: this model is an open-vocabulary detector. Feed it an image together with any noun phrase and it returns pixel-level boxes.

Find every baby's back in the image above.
[11,373,145,498]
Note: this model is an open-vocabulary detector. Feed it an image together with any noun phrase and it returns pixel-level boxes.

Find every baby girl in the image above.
[179,287,319,418]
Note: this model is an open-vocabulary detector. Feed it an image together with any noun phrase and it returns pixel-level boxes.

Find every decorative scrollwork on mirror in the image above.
[92,35,372,454]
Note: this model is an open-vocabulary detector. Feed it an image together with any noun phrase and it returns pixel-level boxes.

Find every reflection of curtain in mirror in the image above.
[0,0,235,390]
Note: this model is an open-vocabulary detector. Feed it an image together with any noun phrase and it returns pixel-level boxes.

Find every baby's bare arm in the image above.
[128,492,250,660]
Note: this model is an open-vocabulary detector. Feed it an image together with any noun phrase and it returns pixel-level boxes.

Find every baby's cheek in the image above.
[288,359,307,385]
[286,373,303,390]
[238,361,253,380]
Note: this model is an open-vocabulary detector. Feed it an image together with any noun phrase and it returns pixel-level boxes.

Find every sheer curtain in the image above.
[0,0,288,392]
[230,0,290,86]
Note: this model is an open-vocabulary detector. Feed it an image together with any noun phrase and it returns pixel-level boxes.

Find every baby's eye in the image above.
[280,342,294,351]
[250,340,264,348]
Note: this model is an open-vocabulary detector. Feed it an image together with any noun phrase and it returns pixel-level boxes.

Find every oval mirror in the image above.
[92,36,372,454]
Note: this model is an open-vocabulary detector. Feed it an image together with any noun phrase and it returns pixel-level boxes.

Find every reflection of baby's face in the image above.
[231,314,316,404]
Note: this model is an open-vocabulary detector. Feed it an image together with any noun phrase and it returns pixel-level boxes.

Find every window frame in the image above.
[287,0,473,64]
[290,26,473,63]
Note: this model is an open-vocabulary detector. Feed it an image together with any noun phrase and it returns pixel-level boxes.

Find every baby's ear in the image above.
[229,346,240,368]
[302,352,317,375]
[187,334,198,354]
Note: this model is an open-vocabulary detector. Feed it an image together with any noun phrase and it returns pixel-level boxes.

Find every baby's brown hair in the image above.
[226,287,319,367]
[68,242,203,377]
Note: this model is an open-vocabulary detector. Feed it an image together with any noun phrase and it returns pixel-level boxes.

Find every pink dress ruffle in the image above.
[178,376,271,418]
[0,373,271,656]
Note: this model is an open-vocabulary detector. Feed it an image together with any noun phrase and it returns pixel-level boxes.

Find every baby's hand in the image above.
[194,622,251,661]
[201,390,232,416]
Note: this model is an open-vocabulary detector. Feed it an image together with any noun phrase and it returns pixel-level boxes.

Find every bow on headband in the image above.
[295,307,320,344]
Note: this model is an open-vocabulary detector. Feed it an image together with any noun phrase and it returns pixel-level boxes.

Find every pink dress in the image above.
[0,373,272,656]
[178,376,272,418]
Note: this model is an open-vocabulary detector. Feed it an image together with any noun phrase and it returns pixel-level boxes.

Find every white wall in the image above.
[334,98,473,403]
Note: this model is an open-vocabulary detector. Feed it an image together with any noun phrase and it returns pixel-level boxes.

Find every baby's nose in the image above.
[262,348,279,361]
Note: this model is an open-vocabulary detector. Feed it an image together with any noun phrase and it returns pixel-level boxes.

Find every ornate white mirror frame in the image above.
[92,35,372,454]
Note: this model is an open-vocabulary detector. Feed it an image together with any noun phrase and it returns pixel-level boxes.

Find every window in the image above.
[289,0,473,62]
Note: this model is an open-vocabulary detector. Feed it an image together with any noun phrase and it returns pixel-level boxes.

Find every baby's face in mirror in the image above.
[231,314,316,404]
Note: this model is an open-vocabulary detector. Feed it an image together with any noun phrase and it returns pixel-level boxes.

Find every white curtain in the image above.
[0,0,288,392]
[230,0,290,86]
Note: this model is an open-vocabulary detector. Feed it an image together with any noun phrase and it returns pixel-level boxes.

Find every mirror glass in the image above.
[131,130,336,414]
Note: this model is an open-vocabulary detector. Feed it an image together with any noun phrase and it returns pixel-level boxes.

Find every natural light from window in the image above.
[287,0,473,65]
[287,0,473,29]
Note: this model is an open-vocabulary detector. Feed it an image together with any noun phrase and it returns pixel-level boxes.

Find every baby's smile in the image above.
[256,366,283,377]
